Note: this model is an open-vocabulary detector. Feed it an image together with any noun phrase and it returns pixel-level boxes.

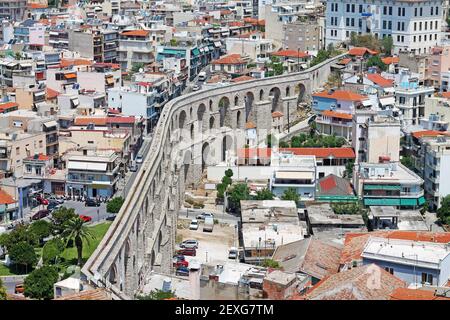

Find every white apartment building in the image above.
[325,0,443,54]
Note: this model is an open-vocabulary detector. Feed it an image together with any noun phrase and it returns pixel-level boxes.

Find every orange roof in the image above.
[212,54,246,65]
[0,188,15,205]
[321,110,353,120]
[245,121,256,129]
[74,117,107,126]
[46,88,60,99]
[220,9,232,15]
[441,92,450,98]
[54,288,111,300]
[231,75,254,83]
[338,58,352,65]
[272,49,309,59]
[237,148,355,159]
[0,102,18,110]
[348,47,378,56]
[411,130,450,139]
[382,56,399,65]
[28,3,48,8]
[228,21,244,27]
[313,90,368,102]
[26,153,50,161]
[238,148,271,159]
[366,73,394,87]
[121,30,150,37]
[243,17,265,26]
[272,111,284,118]
[64,73,77,79]
[390,288,450,300]
[60,59,92,68]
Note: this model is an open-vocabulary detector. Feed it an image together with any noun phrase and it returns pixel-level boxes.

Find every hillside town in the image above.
[0,0,450,303]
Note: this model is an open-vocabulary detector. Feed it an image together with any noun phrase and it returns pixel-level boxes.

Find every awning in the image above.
[364,198,401,206]
[49,31,59,36]
[19,63,32,68]
[34,91,45,97]
[64,73,77,79]
[192,48,200,56]
[400,198,418,206]
[275,171,314,180]
[71,98,79,107]
[214,41,222,47]
[380,96,395,106]
[418,196,426,205]
[364,184,401,190]
[43,120,57,128]
[105,77,114,85]
[362,99,372,106]
[68,161,107,171]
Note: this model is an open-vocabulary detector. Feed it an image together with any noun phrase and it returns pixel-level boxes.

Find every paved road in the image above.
[60,200,109,223]
[178,207,239,225]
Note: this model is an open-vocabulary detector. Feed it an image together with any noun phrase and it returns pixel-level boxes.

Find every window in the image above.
[388,6,392,15]
[420,7,423,16]
[413,36,416,42]
[16,147,19,155]
[398,7,401,16]
[388,21,392,30]
[421,272,433,285]
[414,22,417,31]
[26,165,32,173]
[351,18,355,27]
[431,6,434,15]
[359,4,363,13]
[351,4,355,12]
[383,6,387,15]
[435,21,438,30]
[39,140,43,148]
[35,167,41,176]
[436,7,439,15]
[383,20,386,29]
[88,141,94,144]
[346,3,350,12]
[414,7,417,16]
[385,267,394,275]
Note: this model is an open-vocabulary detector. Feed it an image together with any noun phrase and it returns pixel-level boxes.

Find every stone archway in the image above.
[222,135,234,163]
[218,97,232,128]
[183,149,192,183]
[197,103,206,131]
[209,116,215,129]
[178,110,187,129]
[295,83,306,104]
[245,92,256,123]
[202,142,211,171]
[269,87,281,112]
[109,264,118,284]
[236,110,242,128]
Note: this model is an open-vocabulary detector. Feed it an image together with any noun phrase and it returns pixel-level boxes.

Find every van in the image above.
[135,154,143,164]
[198,71,207,82]
[203,217,214,232]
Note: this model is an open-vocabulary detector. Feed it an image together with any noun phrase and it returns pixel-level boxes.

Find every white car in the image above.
[196,212,214,220]
[135,155,143,164]
[189,219,199,230]
[192,84,200,91]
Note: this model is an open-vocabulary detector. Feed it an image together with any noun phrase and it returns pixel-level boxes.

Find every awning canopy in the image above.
[43,120,58,128]
[275,171,314,180]
[380,96,395,106]
[67,161,107,172]
[214,41,222,47]
[192,48,200,56]
[362,99,372,106]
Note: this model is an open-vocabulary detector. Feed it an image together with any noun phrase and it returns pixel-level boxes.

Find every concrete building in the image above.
[76,63,121,94]
[13,19,46,45]
[118,29,154,71]
[362,237,450,287]
[325,0,443,54]
[424,46,450,89]
[0,0,27,21]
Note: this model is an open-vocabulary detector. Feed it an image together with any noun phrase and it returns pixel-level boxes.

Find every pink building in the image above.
[425,46,450,89]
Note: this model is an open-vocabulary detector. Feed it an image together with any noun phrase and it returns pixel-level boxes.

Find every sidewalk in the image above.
[0,205,43,228]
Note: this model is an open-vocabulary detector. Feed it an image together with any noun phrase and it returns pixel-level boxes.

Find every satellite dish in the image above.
[139,68,143,73]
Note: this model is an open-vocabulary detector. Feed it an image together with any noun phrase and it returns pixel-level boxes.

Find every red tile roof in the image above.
[411,130,450,139]
[0,102,18,110]
[25,153,50,161]
[304,264,406,300]
[228,21,244,27]
[366,73,394,87]
[54,288,111,300]
[230,75,254,83]
[74,117,107,126]
[212,54,246,65]
[319,175,337,191]
[321,110,353,120]
[272,49,310,59]
[238,147,271,159]
[272,111,284,118]
[390,288,450,300]
[300,240,342,280]
[338,58,352,65]
[245,121,256,129]
[60,59,92,68]
[280,148,356,159]
[313,90,368,102]
[382,56,400,65]
[121,30,150,37]
[348,47,378,56]
[0,188,15,205]
[28,3,48,9]
[441,92,450,98]
[106,116,135,124]
[46,88,60,100]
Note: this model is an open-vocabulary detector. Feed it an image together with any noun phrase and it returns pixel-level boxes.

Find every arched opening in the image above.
[202,142,211,171]
[218,96,231,127]
[190,123,194,140]
[109,265,118,284]
[245,92,255,123]
[209,116,215,129]
[269,87,281,112]
[197,103,206,121]
[286,86,290,97]
[234,95,239,106]
[236,110,241,128]
[295,83,306,105]
[151,249,155,268]
[178,110,187,129]
[222,135,233,162]
[209,99,213,111]
[259,89,264,101]
[183,150,192,183]
[124,240,131,276]
[157,230,163,252]
[189,107,193,118]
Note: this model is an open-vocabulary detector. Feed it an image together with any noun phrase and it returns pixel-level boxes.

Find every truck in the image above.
[203,216,214,232]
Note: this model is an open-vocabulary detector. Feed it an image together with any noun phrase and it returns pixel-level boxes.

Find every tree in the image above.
[343,160,355,178]
[367,55,387,71]
[169,39,178,46]
[349,34,381,52]
[216,183,226,200]
[136,289,176,300]
[309,121,317,138]
[9,241,38,273]
[39,13,48,20]
[381,36,393,55]
[262,259,281,269]
[51,207,77,234]
[310,49,330,67]
[254,188,274,200]
[131,62,145,73]
[0,278,6,300]
[107,197,125,214]
[332,202,362,215]
[42,238,65,265]
[62,217,94,266]
[227,183,250,212]
[266,56,283,76]
[24,266,59,300]
[28,220,52,244]
[281,187,299,204]
[266,134,277,148]
[225,169,233,178]
[437,195,450,225]
[400,156,414,170]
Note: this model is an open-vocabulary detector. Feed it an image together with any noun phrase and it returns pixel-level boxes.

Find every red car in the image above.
[31,210,49,220]
[36,195,48,205]
[79,215,92,222]
[176,248,196,256]
[173,260,189,268]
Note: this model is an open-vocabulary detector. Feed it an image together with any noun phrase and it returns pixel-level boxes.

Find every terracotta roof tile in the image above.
[0,188,15,205]
[28,3,48,8]
[382,56,400,65]
[272,111,284,118]
[390,288,450,300]
[54,288,111,300]
[231,75,254,83]
[121,30,150,37]
[338,58,352,65]
[60,59,92,68]
[74,117,107,126]
[348,47,378,56]
[305,264,406,300]
[321,110,353,120]
[106,116,135,124]
[46,88,60,99]
[0,102,18,110]
[25,153,50,161]
[411,130,450,139]
[319,175,337,191]
[272,49,310,59]
[212,54,246,65]
[280,148,356,159]
[300,240,342,280]
[313,90,368,102]
[366,73,394,87]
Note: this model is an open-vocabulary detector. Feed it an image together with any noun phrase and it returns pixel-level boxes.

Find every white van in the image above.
[198,71,207,82]
[203,217,214,232]
[135,153,143,164]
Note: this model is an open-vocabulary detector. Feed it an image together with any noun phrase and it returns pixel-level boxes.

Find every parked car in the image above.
[106,214,116,221]
[135,154,143,164]
[14,284,24,294]
[32,209,49,220]
[179,239,199,249]
[79,215,92,222]
[85,198,100,207]
[175,266,190,277]
[47,195,64,204]
[196,212,214,220]
[173,259,189,268]
[189,219,199,230]
[228,247,238,260]
[129,162,138,172]
[192,84,200,91]
[176,248,196,256]
[47,202,61,212]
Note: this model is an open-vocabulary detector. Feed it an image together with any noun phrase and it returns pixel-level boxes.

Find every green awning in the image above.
[400,198,418,206]
[364,198,401,206]
[418,196,426,205]
[364,184,401,190]
[316,195,358,202]
[192,48,200,56]
[162,49,186,57]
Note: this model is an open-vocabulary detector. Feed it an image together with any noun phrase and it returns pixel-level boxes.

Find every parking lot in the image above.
[176,219,237,265]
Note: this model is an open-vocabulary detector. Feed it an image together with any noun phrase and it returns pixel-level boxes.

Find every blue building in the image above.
[361,237,450,287]
[312,89,370,113]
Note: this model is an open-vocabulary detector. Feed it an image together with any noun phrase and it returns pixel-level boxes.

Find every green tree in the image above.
[381,36,393,55]
[310,49,330,67]
[420,200,429,215]
[367,55,387,71]
[225,169,234,178]
[131,62,145,73]
[169,39,178,46]
[266,134,278,148]
[28,220,52,244]
[106,197,125,214]
[51,207,77,234]
[216,183,227,200]
[24,266,59,300]
[62,217,94,266]
[254,188,274,200]
[343,160,355,178]
[279,140,289,148]
[437,195,450,225]
[136,289,176,300]
[332,202,361,215]
[228,183,250,212]
[400,156,414,170]
[281,187,299,204]
[266,56,283,76]
[309,121,317,137]
[0,278,7,300]
[9,241,38,273]
[42,238,65,265]
[262,259,281,269]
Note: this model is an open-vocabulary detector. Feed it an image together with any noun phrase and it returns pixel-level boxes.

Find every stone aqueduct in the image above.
[81,54,345,299]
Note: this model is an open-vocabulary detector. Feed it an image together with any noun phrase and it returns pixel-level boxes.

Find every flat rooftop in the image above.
[240,200,298,224]
[362,237,450,268]
[307,203,366,226]
[141,273,192,299]
[359,162,423,184]
[242,222,306,249]
[201,260,256,285]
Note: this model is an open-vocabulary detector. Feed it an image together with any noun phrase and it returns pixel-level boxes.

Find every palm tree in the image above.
[62,217,94,266]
